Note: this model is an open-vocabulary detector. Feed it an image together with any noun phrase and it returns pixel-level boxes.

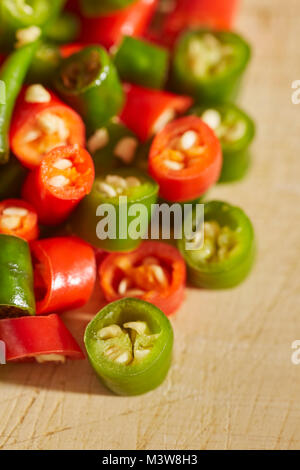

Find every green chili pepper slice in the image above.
[79,0,136,16]
[55,45,124,133]
[177,200,255,288]
[0,234,35,317]
[192,103,255,182]
[0,40,38,163]
[0,155,27,199]
[88,118,139,175]
[171,29,251,104]
[69,168,158,252]
[84,298,174,395]
[0,0,64,49]
[26,41,62,85]
[113,35,169,89]
[44,12,79,44]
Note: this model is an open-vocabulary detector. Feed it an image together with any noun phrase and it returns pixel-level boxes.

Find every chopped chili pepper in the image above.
[22,144,95,225]
[10,86,85,169]
[79,0,158,49]
[148,115,222,202]
[0,234,35,317]
[44,11,80,44]
[55,45,124,133]
[171,29,251,104]
[99,241,186,316]
[27,42,62,85]
[177,200,255,288]
[0,198,38,241]
[31,236,96,315]
[84,298,173,395]
[193,103,255,182]
[60,43,84,59]
[120,83,193,142]
[0,314,84,362]
[69,168,158,252]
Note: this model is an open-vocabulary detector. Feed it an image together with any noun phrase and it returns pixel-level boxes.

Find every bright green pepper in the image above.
[113,35,169,89]
[177,200,255,289]
[0,0,65,50]
[69,168,158,252]
[0,155,27,199]
[26,41,62,85]
[0,234,35,317]
[171,29,251,104]
[0,40,38,163]
[84,298,174,396]
[55,45,124,133]
[44,11,80,44]
[79,0,136,16]
[192,104,255,182]
[89,118,139,175]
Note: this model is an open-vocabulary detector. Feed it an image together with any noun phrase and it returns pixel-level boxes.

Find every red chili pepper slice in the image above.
[22,144,94,225]
[148,115,222,202]
[0,198,39,241]
[79,0,158,49]
[31,236,96,315]
[161,0,239,47]
[120,83,193,142]
[59,42,85,58]
[0,314,84,362]
[10,87,85,169]
[99,241,186,316]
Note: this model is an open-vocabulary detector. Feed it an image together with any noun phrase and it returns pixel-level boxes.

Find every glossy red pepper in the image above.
[120,83,193,142]
[79,0,158,49]
[0,199,38,241]
[22,144,94,225]
[10,87,85,169]
[0,314,84,362]
[148,115,222,202]
[99,241,186,316]
[162,0,239,47]
[31,236,96,315]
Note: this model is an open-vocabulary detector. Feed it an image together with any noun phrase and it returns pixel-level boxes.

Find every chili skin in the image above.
[0,199,39,241]
[0,314,84,362]
[22,144,95,226]
[0,234,35,318]
[120,83,193,142]
[31,236,96,315]
[148,115,222,202]
[10,87,85,169]
[84,298,173,395]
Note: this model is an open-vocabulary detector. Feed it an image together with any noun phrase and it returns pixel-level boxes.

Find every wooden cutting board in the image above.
[1,0,300,450]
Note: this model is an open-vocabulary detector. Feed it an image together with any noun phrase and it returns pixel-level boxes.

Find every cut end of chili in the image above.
[0,199,39,242]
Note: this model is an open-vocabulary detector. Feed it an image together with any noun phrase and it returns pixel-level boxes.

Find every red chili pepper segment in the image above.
[10,87,86,169]
[0,198,39,242]
[148,115,222,202]
[0,314,84,362]
[99,241,186,315]
[120,83,193,141]
[31,236,96,315]
[22,144,95,225]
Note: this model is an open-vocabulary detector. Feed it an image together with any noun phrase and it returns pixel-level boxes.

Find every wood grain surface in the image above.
[1,0,300,450]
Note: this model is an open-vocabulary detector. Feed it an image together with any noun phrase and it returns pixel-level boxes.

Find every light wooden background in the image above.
[1,0,300,450]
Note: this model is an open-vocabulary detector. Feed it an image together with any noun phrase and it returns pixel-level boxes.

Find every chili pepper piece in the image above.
[0,314,84,362]
[0,234,35,317]
[22,144,95,225]
[0,198,38,241]
[84,298,173,395]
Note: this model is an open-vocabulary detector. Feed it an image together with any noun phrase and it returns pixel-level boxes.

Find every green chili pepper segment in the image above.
[0,234,35,317]
[44,12,80,44]
[191,103,255,182]
[178,200,255,289]
[26,41,62,85]
[55,45,124,133]
[84,298,174,396]
[113,35,169,89]
[69,168,159,252]
[0,40,38,163]
[171,29,251,104]
[79,0,136,16]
